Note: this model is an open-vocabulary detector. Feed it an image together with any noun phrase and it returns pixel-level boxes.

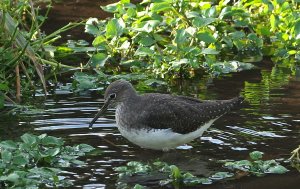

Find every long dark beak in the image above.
[89,99,110,129]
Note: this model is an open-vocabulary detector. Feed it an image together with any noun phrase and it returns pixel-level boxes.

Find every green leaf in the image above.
[138,36,156,46]
[294,19,300,39]
[266,165,289,174]
[201,48,219,55]
[101,3,118,13]
[106,18,125,39]
[77,144,95,153]
[192,17,216,27]
[1,150,12,163]
[175,29,190,45]
[170,165,182,180]
[0,173,19,182]
[170,59,189,68]
[90,53,109,67]
[196,32,216,43]
[0,140,18,150]
[85,18,103,36]
[12,155,29,166]
[229,31,245,40]
[92,36,106,47]
[41,148,61,157]
[134,47,155,56]
[151,2,173,13]
[21,133,37,145]
[250,151,264,160]
[41,136,64,146]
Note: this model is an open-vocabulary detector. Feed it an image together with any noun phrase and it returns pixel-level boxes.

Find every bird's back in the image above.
[120,94,243,134]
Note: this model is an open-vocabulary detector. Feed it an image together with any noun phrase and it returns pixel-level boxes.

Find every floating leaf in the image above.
[266,165,289,174]
[0,140,18,150]
[21,133,37,145]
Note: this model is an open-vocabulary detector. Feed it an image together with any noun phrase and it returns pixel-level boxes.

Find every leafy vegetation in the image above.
[83,0,299,83]
[0,0,80,107]
[114,151,288,188]
[0,133,95,188]
[224,151,288,176]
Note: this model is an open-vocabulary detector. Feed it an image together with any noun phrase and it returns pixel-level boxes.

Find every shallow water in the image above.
[1,66,299,188]
[1,0,299,188]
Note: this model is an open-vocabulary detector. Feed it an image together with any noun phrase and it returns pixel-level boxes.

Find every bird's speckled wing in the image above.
[134,95,243,134]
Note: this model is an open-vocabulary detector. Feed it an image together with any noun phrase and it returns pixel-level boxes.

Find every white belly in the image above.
[117,119,217,151]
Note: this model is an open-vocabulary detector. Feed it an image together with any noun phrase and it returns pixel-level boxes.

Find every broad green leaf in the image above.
[229,31,245,40]
[21,133,37,145]
[41,136,64,146]
[192,17,216,27]
[170,165,181,180]
[197,32,216,43]
[0,173,19,182]
[1,150,12,163]
[270,14,279,31]
[150,2,173,13]
[0,140,18,150]
[77,144,95,153]
[170,59,189,68]
[175,29,190,45]
[126,7,136,18]
[41,148,61,157]
[101,3,118,13]
[266,165,289,174]
[92,36,106,47]
[294,19,300,39]
[134,47,155,56]
[106,18,125,39]
[12,155,29,166]
[185,11,200,18]
[85,18,103,36]
[201,48,219,54]
[90,53,109,67]
[138,36,156,46]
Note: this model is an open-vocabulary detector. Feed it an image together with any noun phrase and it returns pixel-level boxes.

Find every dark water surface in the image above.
[1,0,299,188]
[1,66,299,188]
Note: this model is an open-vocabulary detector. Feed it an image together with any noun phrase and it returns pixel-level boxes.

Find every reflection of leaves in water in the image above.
[243,67,291,105]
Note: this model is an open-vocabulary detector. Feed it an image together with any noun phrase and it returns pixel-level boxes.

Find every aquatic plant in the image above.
[84,0,299,80]
[0,0,80,107]
[0,133,95,188]
[224,151,289,176]
[114,151,289,188]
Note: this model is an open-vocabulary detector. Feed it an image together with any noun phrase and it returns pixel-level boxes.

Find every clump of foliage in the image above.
[115,160,232,188]
[224,151,289,176]
[115,151,289,188]
[0,133,95,188]
[84,0,299,80]
[0,0,79,108]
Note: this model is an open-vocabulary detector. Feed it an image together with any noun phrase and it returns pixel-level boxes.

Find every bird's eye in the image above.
[109,93,116,99]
